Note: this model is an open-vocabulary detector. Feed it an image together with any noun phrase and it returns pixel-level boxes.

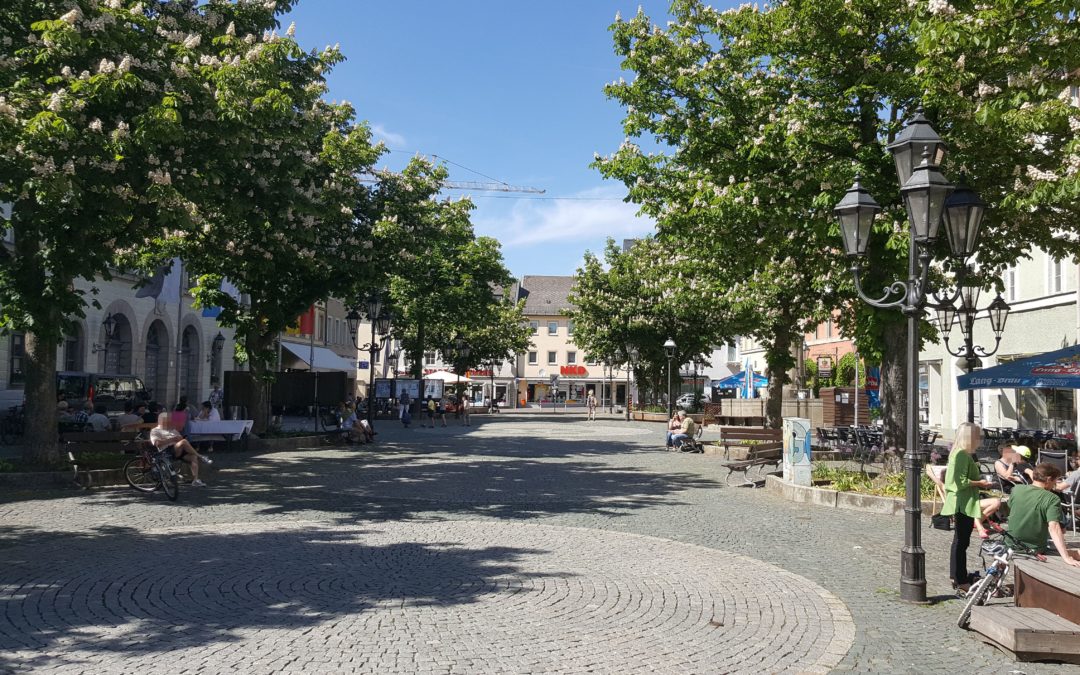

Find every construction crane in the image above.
[437,180,545,194]
[358,153,545,195]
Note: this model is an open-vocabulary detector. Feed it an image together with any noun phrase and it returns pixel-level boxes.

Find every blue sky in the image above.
[283,1,735,278]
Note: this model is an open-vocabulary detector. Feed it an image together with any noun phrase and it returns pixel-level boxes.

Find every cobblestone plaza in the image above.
[1,416,1076,673]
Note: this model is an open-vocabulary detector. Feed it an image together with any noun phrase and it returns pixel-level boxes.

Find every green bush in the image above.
[812,463,935,499]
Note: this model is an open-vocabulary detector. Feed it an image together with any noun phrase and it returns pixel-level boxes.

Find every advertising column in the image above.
[782,417,812,486]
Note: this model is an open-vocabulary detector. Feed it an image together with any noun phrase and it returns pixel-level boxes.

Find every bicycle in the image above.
[957,523,1046,628]
[0,404,25,445]
[123,439,181,501]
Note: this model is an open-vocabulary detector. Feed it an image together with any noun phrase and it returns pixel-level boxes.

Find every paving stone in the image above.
[0,414,1076,673]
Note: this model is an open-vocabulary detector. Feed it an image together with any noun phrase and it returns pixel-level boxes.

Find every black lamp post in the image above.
[347,293,393,427]
[832,109,993,604]
[937,285,1010,423]
[664,337,677,418]
[624,344,639,421]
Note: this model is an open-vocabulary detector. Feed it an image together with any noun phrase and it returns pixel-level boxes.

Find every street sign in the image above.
[358,361,369,369]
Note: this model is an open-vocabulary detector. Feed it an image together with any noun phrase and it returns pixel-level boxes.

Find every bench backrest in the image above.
[60,431,139,443]
[716,427,782,440]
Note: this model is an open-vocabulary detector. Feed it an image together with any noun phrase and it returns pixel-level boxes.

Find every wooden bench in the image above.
[709,427,784,460]
[1015,557,1080,625]
[719,446,783,488]
[969,606,1080,664]
[60,431,143,486]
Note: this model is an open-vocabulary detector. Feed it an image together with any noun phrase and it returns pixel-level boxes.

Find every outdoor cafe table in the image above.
[187,419,254,450]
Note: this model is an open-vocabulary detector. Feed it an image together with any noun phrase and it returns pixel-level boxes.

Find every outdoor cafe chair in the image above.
[1037,449,1068,475]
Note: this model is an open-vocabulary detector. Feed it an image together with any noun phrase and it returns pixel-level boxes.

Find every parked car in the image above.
[56,372,150,413]
[675,393,698,409]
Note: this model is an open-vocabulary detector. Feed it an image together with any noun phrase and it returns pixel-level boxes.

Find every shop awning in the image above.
[957,344,1080,390]
[281,342,356,373]
[712,371,768,389]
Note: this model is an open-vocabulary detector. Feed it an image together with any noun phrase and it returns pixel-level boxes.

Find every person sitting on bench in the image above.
[666,410,695,451]
[150,412,211,487]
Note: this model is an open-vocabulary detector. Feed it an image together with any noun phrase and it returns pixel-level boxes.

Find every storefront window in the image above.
[9,332,24,387]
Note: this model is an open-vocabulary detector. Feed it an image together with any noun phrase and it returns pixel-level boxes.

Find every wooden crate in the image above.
[969,606,1080,664]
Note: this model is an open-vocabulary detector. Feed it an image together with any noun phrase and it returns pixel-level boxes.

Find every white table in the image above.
[187,419,254,441]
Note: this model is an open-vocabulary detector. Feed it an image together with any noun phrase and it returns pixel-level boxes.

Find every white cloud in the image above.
[370,123,406,148]
[477,185,655,248]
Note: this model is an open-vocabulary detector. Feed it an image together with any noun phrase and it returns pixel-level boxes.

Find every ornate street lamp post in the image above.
[664,337,677,419]
[936,283,1010,423]
[347,293,393,428]
[833,109,994,604]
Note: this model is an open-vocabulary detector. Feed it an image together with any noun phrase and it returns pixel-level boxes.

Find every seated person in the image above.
[56,400,73,423]
[114,401,143,431]
[87,403,111,432]
[665,411,684,449]
[341,409,366,444]
[142,402,161,424]
[149,412,211,487]
[1007,463,1080,566]
[676,412,697,450]
[195,400,221,422]
[357,418,375,443]
[994,443,1033,492]
[925,450,948,502]
[192,400,222,453]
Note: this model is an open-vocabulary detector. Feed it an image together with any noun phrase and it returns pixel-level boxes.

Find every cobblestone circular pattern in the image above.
[1,520,853,674]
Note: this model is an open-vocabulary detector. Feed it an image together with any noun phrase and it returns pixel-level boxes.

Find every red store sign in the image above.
[560,365,589,377]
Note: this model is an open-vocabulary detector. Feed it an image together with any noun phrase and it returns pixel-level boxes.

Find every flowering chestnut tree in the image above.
[0,0,241,461]
[596,0,1080,438]
[569,237,735,406]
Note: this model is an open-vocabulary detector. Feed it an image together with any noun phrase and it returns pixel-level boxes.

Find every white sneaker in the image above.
[199,455,213,465]
[191,479,206,487]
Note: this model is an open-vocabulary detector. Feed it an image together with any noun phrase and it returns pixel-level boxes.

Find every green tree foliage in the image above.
[596,0,1080,438]
[374,158,521,382]
[0,0,259,459]
[569,237,735,404]
[144,3,381,433]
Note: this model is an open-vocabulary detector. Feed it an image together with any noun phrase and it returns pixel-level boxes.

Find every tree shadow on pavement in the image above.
[84,440,720,523]
[0,523,562,672]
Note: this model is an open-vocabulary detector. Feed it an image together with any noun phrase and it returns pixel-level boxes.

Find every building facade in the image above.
[919,251,1078,437]
[1,264,238,412]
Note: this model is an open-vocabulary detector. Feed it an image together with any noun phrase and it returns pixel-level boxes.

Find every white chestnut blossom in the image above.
[60,7,83,24]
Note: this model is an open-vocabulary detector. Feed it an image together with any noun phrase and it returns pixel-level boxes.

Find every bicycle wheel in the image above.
[957,572,997,628]
[157,457,179,501]
[124,457,159,493]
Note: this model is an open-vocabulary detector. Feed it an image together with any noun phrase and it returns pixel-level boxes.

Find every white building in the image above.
[920,251,1078,437]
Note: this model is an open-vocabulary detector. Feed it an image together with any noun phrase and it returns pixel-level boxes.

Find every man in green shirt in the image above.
[1007,463,1080,566]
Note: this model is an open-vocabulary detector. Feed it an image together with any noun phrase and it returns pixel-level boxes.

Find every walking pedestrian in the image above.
[586,390,597,421]
[459,394,470,426]
[399,391,412,429]
[424,396,437,428]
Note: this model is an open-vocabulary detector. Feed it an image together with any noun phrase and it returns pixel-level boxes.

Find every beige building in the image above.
[513,276,632,408]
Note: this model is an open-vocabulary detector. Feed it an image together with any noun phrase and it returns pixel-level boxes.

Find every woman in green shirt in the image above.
[941,422,997,593]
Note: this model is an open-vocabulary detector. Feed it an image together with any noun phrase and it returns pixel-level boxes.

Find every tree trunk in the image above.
[765,331,791,429]
[247,331,274,435]
[880,322,906,472]
[22,329,59,464]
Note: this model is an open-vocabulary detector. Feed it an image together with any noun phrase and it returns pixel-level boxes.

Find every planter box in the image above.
[631,412,668,423]
[765,475,937,516]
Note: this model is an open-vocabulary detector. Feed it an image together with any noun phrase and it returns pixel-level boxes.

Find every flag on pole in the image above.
[134,257,181,302]
[201,279,241,318]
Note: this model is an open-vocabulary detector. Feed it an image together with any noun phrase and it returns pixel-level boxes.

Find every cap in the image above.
[1014,445,1032,459]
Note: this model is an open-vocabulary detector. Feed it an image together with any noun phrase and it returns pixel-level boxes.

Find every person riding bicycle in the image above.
[149,412,211,487]
[1007,463,1080,567]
